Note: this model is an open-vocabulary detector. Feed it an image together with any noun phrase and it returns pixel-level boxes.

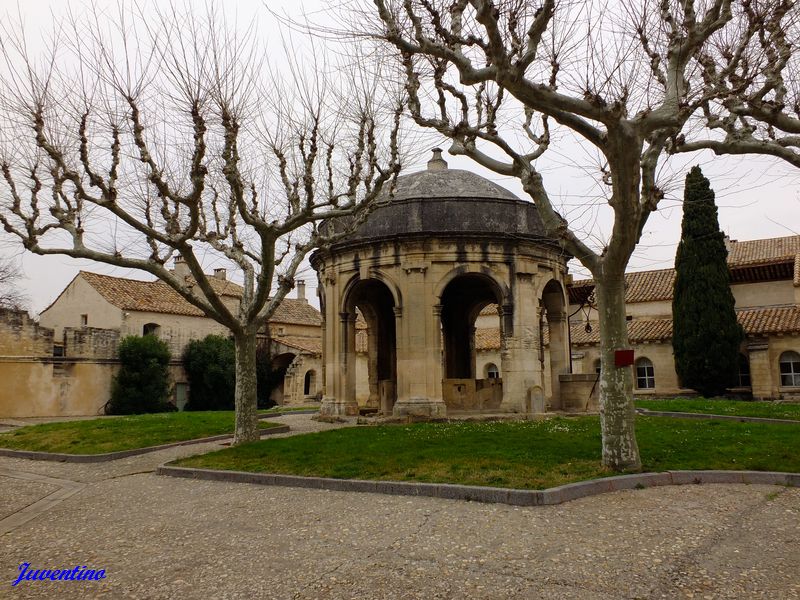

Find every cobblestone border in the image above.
[156,465,800,506]
[635,408,800,424]
[0,467,86,534]
[0,425,290,463]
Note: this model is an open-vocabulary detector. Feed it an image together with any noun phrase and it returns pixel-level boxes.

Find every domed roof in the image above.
[329,150,557,248]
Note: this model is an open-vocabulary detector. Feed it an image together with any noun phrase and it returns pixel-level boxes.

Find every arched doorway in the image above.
[540,279,569,408]
[344,278,397,414]
[269,352,296,405]
[440,273,504,410]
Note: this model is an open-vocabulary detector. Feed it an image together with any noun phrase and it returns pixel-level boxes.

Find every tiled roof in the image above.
[570,269,675,305]
[79,271,321,326]
[570,235,800,305]
[479,304,500,316]
[570,319,673,345]
[475,328,501,350]
[270,300,322,327]
[795,253,800,287]
[275,335,322,355]
[727,235,800,267]
[571,306,800,345]
[736,305,800,335]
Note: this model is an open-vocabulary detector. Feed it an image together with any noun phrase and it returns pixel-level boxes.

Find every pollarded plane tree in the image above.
[358,0,793,470]
[0,5,404,444]
[670,2,800,167]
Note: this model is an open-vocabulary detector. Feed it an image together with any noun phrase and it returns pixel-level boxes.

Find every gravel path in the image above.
[1,414,798,598]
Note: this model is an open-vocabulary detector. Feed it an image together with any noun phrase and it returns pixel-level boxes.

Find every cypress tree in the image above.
[672,166,744,397]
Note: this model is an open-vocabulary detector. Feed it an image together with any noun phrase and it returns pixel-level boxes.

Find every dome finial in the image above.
[427,147,448,171]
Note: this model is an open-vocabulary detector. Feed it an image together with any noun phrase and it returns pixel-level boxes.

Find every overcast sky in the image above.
[2,0,800,314]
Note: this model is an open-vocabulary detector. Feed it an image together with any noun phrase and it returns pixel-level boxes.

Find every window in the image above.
[635,358,655,389]
[484,363,500,379]
[143,323,161,337]
[737,354,751,387]
[303,370,317,395]
[594,359,601,375]
[80,314,88,326]
[780,351,800,387]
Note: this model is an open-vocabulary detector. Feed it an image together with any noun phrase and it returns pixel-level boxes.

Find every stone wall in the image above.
[559,373,599,412]
[64,327,120,359]
[0,309,120,418]
[0,309,54,357]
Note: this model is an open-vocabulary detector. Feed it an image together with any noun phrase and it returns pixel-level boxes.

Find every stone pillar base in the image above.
[320,397,359,416]
[392,397,447,418]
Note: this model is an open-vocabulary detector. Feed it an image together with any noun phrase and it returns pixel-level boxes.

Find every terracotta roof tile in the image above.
[727,235,800,267]
[570,306,800,345]
[570,318,674,345]
[80,271,321,326]
[570,236,800,304]
[275,335,322,355]
[736,305,800,335]
[270,300,322,327]
[795,253,800,287]
[475,328,501,350]
[479,304,500,316]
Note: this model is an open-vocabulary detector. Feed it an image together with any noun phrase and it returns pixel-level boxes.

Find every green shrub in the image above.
[183,335,236,411]
[106,335,174,414]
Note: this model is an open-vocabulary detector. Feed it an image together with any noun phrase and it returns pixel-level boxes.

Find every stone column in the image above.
[501,274,541,413]
[547,312,568,410]
[392,265,447,418]
[320,309,359,416]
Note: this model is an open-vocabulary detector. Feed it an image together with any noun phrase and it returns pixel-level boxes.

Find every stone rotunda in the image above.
[311,150,572,417]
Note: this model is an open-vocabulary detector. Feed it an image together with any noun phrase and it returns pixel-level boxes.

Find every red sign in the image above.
[614,349,634,367]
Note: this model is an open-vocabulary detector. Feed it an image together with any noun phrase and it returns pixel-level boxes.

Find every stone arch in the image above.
[269,352,297,405]
[440,272,504,379]
[540,278,569,408]
[341,278,398,413]
[340,270,403,315]
[434,265,511,308]
[304,369,317,396]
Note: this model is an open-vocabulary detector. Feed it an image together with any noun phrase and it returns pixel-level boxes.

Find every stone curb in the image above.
[0,425,290,463]
[636,408,800,424]
[0,467,86,535]
[155,465,800,507]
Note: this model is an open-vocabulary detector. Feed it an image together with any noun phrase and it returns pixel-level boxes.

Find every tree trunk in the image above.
[594,272,642,471]
[233,330,260,445]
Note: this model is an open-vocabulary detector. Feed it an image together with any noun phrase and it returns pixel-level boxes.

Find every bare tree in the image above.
[0,257,26,310]
[0,4,404,444]
[353,0,793,470]
[670,3,800,163]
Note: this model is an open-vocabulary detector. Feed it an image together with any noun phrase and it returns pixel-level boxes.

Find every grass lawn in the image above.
[173,416,800,490]
[636,398,800,420]
[0,411,282,454]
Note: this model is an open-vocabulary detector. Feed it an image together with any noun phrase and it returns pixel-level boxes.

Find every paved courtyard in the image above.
[1,414,798,599]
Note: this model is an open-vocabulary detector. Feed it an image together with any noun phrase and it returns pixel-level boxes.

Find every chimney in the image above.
[213,268,227,281]
[427,147,448,171]
[173,255,190,278]
[723,234,734,253]
[296,280,307,303]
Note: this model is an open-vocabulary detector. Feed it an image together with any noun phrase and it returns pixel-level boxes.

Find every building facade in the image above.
[568,235,800,400]
[0,263,323,418]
